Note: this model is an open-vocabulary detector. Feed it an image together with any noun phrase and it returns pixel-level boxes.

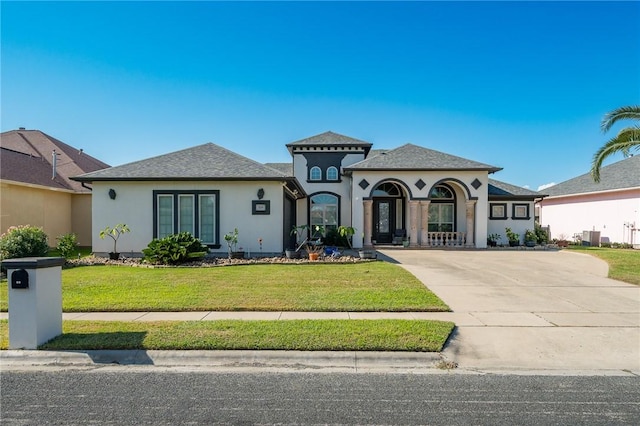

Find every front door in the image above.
[373,198,395,244]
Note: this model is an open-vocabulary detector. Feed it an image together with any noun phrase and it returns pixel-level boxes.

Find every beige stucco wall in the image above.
[349,170,490,248]
[486,200,537,245]
[0,181,75,246]
[71,194,93,246]
[91,181,286,255]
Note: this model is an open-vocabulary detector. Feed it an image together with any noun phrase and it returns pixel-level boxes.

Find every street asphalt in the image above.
[1,249,638,375]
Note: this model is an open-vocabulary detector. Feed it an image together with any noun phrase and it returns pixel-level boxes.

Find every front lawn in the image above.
[0,319,455,352]
[0,263,449,312]
[568,246,640,285]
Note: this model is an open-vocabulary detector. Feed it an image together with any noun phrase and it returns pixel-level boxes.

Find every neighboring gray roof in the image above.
[489,179,546,200]
[73,143,290,181]
[345,143,502,172]
[1,129,109,192]
[264,162,293,176]
[544,155,640,197]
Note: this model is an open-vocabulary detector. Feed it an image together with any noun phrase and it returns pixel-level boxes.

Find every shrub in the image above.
[56,233,78,258]
[142,232,208,265]
[0,225,49,260]
[534,224,549,244]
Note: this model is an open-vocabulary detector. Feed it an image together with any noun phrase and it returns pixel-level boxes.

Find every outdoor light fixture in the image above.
[257,188,265,199]
[108,189,117,200]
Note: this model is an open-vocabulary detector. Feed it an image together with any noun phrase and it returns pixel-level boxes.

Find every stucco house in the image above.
[538,155,640,246]
[72,131,544,255]
[0,128,110,246]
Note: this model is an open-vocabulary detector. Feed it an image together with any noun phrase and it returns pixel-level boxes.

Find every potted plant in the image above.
[224,228,244,259]
[99,224,131,260]
[524,229,537,247]
[305,241,323,261]
[358,248,377,259]
[487,233,501,247]
[505,227,519,247]
[402,236,410,248]
[556,233,569,248]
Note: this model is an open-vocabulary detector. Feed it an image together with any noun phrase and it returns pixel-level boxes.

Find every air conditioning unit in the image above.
[582,230,601,247]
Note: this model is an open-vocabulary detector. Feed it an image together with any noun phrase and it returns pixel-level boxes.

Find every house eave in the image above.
[344,167,503,173]
[542,186,640,200]
[489,195,547,201]
[71,176,293,183]
[0,178,80,194]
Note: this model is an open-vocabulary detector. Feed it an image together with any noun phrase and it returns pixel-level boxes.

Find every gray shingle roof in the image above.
[0,129,110,192]
[344,143,502,172]
[488,179,546,200]
[264,162,293,176]
[286,131,372,148]
[544,156,640,197]
[73,143,289,181]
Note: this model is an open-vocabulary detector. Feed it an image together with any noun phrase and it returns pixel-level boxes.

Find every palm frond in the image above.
[600,105,640,133]
[591,126,640,182]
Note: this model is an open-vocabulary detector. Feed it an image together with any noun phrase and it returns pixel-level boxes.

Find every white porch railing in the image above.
[424,232,466,247]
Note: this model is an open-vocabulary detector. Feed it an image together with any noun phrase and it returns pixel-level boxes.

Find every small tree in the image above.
[224,228,240,258]
[99,224,131,254]
[337,225,356,249]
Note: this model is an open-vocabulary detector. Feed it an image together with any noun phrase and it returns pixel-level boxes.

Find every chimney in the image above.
[52,149,58,179]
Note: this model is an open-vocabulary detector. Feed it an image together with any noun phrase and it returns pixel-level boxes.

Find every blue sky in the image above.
[2,1,639,191]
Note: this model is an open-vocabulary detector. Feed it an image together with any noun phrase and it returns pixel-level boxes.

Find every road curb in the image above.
[0,350,444,372]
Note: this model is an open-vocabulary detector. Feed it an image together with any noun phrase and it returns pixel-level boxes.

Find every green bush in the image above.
[142,232,208,265]
[534,224,548,244]
[0,225,49,260]
[56,233,78,258]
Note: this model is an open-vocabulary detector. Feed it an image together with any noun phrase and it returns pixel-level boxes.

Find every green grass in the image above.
[568,246,640,285]
[47,246,93,259]
[0,319,455,352]
[0,263,449,312]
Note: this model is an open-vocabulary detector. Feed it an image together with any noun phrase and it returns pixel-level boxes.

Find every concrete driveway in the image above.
[379,249,640,374]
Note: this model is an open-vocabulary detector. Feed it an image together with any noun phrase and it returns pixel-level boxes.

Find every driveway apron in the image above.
[379,249,640,373]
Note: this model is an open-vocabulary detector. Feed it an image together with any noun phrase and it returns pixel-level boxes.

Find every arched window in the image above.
[372,182,402,197]
[428,184,455,232]
[310,193,338,236]
[326,166,339,181]
[310,166,321,181]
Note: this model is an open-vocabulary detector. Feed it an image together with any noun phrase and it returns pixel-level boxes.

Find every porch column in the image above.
[420,200,430,247]
[409,200,420,247]
[465,200,476,247]
[363,200,373,248]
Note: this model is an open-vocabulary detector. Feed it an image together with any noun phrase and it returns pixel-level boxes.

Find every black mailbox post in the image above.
[11,269,29,289]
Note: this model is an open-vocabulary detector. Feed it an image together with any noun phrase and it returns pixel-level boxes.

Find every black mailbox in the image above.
[11,269,29,289]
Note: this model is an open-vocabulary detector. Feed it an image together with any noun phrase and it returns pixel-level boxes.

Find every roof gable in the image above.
[544,156,640,197]
[345,143,502,172]
[73,143,289,181]
[0,129,110,192]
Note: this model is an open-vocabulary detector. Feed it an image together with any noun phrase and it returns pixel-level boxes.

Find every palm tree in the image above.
[591,105,640,182]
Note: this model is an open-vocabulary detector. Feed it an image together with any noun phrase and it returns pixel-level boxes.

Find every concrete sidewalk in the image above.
[0,311,458,321]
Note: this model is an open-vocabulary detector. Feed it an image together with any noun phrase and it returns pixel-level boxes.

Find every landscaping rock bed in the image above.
[64,253,373,268]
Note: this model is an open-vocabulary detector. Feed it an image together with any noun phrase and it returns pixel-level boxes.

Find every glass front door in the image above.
[373,199,395,244]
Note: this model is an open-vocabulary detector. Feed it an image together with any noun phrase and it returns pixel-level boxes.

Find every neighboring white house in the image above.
[72,131,544,255]
[537,155,640,246]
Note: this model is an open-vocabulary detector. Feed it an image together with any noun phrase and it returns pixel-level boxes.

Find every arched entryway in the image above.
[370,181,408,244]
